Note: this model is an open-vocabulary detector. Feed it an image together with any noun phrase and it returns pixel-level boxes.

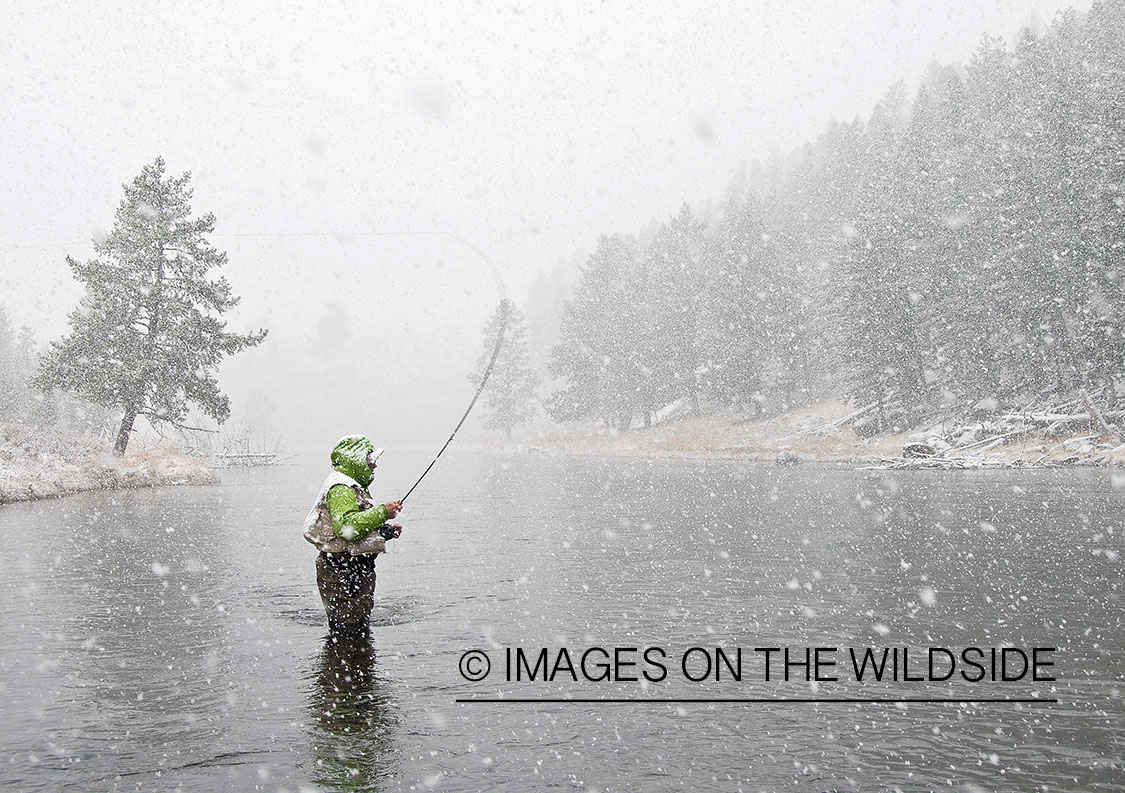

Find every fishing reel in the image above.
[377,523,403,541]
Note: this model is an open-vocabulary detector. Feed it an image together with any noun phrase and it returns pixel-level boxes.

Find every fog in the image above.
[0,0,1090,449]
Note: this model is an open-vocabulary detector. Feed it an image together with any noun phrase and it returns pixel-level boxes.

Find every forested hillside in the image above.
[549,3,1125,435]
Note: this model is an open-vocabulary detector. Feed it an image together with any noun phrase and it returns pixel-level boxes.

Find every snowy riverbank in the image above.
[471,400,1125,469]
[0,423,215,505]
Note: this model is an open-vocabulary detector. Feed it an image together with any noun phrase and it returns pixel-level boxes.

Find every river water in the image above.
[0,452,1121,792]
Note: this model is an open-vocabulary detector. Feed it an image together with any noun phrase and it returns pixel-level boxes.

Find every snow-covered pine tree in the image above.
[549,234,648,428]
[696,200,770,411]
[471,299,539,439]
[833,84,930,425]
[35,157,267,455]
[0,306,38,422]
[641,204,707,413]
[1077,0,1125,403]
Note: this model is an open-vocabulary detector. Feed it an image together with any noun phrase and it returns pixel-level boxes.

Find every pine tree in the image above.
[471,300,539,439]
[641,204,708,412]
[1078,0,1125,402]
[833,84,930,422]
[550,234,648,428]
[697,200,770,410]
[0,306,38,422]
[35,157,267,455]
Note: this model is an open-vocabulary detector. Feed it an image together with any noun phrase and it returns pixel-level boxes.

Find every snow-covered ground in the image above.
[472,400,1125,468]
[0,423,214,504]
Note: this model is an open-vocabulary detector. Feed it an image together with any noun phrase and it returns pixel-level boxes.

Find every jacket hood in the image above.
[331,435,375,488]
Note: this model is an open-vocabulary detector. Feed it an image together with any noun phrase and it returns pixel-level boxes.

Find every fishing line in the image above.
[390,231,508,504]
[402,296,508,501]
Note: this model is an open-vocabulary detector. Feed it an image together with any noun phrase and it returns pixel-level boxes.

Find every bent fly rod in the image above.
[400,298,510,504]
[401,300,509,502]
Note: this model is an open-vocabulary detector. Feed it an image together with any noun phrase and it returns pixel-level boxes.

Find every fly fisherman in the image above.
[304,435,403,635]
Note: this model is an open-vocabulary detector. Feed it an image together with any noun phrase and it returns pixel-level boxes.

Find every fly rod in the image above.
[400,300,510,503]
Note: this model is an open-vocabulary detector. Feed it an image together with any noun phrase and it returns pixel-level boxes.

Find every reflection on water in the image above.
[306,634,400,791]
[0,453,1121,791]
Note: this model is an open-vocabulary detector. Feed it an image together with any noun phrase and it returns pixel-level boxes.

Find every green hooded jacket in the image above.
[326,435,390,543]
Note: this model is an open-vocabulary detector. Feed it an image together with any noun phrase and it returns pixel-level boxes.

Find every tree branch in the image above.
[139,410,218,433]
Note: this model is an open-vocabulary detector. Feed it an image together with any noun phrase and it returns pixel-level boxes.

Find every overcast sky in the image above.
[0,0,1091,447]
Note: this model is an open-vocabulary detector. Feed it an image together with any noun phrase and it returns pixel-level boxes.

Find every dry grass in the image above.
[0,423,214,504]
[469,400,900,463]
[472,399,1123,467]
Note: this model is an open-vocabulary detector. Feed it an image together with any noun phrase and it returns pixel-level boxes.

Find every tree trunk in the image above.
[1080,388,1118,442]
[114,406,137,456]
[118,244,163,457]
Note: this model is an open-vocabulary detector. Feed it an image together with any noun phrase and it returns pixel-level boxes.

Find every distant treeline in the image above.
[0,305,109,437]
[548,3,1125,432]
[0,306,38,423]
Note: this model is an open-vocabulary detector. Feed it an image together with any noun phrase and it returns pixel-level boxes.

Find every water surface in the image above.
[0,452,1121,791]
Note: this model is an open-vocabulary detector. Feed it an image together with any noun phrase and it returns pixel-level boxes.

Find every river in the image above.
[0,452,1121,792]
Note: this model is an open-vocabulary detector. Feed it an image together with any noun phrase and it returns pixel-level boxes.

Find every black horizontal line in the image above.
[455,697,1057,704]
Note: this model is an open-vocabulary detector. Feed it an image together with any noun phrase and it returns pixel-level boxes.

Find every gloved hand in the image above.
[378,523,403,541]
